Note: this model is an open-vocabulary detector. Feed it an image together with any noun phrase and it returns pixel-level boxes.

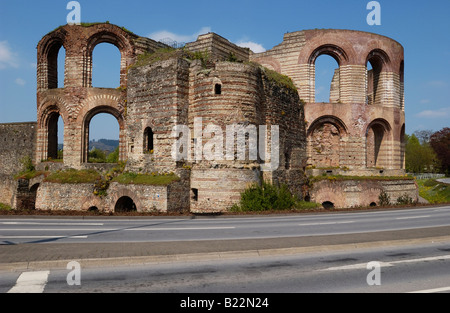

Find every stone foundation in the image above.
[34,179,190,213]
[310,178,418,209]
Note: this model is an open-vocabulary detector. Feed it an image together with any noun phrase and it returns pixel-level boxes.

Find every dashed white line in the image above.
[8,271,50,293]
[322,255,450,271]
[408,286,450,293]
[395,215,430,220]
[126,227,236,231]
[0,236,88,239]
[1,222,104,226]
[299,221,355,226]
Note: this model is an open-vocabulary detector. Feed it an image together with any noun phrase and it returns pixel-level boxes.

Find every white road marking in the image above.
[0,236,88,239]
[408,286,450,293]
[0,228,115,231]
[126,227,236,231]
[299,221,355,226]
[323,255,450,271]
[7,271,50,293]
[1,222,104,226]
[395,215,430,220]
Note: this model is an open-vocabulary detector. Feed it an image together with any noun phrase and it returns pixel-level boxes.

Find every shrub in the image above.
[378,191,391,206]
[397,193,415,205]
[231,181,297,212]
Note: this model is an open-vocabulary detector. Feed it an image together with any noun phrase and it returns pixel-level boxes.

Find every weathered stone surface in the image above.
[310,179,418,209]
[0,24,416,212]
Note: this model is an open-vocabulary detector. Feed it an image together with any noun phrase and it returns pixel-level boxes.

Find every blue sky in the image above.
[0,0,449,140]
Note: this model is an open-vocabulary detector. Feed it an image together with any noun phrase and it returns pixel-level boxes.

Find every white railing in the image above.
[408,173,445,180]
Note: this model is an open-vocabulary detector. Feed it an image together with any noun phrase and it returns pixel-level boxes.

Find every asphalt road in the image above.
[1,205,450,295]
[2,241,449,294]
[1,205,450,245]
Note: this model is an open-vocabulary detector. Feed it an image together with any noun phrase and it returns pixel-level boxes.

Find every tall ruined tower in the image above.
[252,29,414,207]
[36,23,166,168]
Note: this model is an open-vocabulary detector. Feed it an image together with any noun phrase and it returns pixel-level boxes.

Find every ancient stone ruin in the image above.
[0,23,418,213]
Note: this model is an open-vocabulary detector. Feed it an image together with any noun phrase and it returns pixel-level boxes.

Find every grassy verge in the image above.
[416,179,450,204]
[0,203,12,211]
[112,172,181,186]
[44,169,102,184]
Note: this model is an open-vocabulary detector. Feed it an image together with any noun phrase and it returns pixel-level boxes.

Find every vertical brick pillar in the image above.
[339,65,366,104]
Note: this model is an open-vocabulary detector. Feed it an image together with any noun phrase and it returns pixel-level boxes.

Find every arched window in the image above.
[366,49,390,105]
[83,109,121,164]
[307,116,347,168]
[47,112,63,160]
[400,60,405,109]
[308,45,348,103]
[143,127,154,154]
[366,119,391,168]
[315,55,340,103]
[91,43,121,88]
[45,41,65,89]
[400,124,406,169]
[57,47,66,88]
[86,31,127,88]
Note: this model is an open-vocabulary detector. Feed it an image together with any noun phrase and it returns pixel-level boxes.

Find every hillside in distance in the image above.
[58,139,119,153]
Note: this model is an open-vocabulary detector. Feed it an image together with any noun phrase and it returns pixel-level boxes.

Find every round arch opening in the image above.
[115,196,137,213]
[322,201,335,209]
[82,107,123,164]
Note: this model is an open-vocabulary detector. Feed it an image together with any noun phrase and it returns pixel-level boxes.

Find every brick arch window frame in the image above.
[307,44,349,104]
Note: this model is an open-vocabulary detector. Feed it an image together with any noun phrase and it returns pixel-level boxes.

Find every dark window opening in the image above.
[322,201,335,209]
[285,152,291,170]
[191,189,199,202]
[215,84,222,95]
[144,127,154,153]
[115,196,137,213]
[47,113,62,160]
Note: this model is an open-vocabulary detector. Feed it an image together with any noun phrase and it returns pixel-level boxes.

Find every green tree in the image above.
[106,147,119,163]
[430,127,450,175]
[405,134,440,173]
[88,148,107,163]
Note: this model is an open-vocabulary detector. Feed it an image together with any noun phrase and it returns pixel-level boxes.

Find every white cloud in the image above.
[236,41,266,53]
[416,107,450,118]
[427,80,447,88]
[148,27,212,44]
[0,41,19,69]
[15,78,26,86]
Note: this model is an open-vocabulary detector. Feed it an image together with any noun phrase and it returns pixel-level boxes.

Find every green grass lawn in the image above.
[112,172,181,186]
[0,203,12,211]
[416,179,450,204]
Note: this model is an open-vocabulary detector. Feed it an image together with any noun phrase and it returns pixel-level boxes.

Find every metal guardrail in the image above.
[408,173,445,180]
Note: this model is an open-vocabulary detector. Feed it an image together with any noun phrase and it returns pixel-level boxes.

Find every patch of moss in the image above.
[44,169,101,184]
[112,172,180,186]
[260,67,297,92]
[130,47,181,68]
[0,203,12,211]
